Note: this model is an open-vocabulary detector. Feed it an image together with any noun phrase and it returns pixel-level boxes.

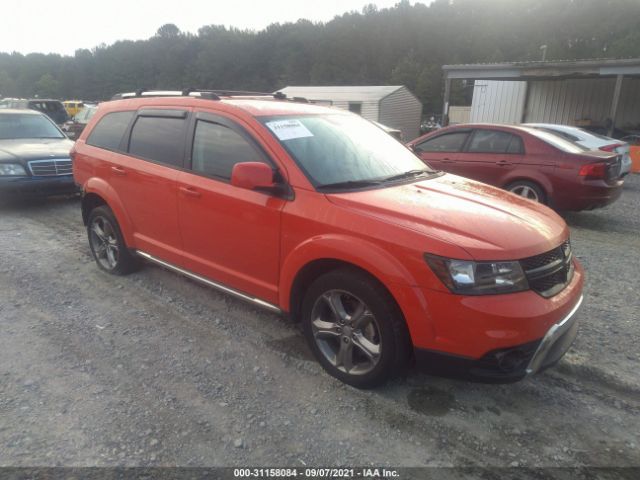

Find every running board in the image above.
[136,250,282,314]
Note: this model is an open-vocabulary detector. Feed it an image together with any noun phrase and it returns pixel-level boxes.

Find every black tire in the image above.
[301,268,411,388]
[505,180,547,204]
[87,205,139,275]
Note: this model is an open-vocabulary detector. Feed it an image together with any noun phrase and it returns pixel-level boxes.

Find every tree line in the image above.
[1,0,639,114]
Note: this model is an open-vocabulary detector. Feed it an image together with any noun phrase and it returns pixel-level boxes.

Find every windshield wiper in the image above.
[316,179,383,191]
[379,169,433,183]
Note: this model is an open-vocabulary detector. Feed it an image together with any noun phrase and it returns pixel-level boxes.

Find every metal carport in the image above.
[442,58,640,135]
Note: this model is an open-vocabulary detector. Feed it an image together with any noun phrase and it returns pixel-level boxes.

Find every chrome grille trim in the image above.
[28,158,73,177]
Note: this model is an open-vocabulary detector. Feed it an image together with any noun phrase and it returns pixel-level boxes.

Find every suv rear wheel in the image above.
[87,206,139,275]
[301,268,410,388]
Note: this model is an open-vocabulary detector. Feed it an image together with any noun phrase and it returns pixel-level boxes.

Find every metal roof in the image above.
[443,57,640,80]
[276,86,405,102]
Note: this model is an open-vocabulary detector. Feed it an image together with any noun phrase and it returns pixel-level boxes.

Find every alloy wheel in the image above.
[310,289,382,375]
[89,215,120,270]
[509,184,540,202]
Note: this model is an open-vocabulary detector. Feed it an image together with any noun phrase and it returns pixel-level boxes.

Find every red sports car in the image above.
[407,123,624,211]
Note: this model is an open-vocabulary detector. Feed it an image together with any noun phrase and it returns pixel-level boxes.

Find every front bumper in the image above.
[414,294,583,383]
[0,175,78,197]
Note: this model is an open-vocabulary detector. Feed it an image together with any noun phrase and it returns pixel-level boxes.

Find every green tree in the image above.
[34,73,59,98]
[156,23,181,38]
[0,70,15,97]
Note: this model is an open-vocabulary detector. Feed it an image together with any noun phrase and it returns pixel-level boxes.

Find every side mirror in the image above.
[231,162,276,190]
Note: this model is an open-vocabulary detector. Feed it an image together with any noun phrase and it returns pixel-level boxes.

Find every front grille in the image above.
[520,240,573,298]
[28,158,73,176]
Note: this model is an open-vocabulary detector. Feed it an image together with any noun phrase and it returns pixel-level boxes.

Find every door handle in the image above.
[442,158,455,164]
[179,186,202,198]
[496,160,511,166]
[111,166,126,176]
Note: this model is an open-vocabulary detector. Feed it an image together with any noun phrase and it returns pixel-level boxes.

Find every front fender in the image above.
[83,177,135,247]
[279,234,436,344]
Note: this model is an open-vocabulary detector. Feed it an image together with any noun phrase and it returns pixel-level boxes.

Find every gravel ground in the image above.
[0,176,639,470]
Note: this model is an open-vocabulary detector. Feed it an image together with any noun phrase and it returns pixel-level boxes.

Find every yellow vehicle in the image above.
[62,100,84,117]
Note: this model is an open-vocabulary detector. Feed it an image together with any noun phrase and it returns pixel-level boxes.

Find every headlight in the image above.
[0,163,27,176]
[425,254,528,295]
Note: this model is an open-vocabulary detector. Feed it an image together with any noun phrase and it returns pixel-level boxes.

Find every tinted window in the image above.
[528,129,588,153]
[506,135,524,154]
[129,116,186,167]
[415,132,469,153]
[192,120,265,180]
[538,127,579,142]
[87,111,134,151]
[468,130,522,154]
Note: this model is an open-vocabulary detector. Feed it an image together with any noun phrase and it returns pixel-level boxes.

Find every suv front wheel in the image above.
[301,268,410,388]
[87,205,139,275]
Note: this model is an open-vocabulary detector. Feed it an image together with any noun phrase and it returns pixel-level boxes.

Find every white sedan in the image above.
[525,123,631,176]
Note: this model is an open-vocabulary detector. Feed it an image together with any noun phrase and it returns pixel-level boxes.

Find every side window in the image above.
[86,111,134,151]
[128,116,187,167]
[507,135,524,154]
[415,132,469,153]
[467,130,522,154]
[191,120,266,180]
[348,102,362,115]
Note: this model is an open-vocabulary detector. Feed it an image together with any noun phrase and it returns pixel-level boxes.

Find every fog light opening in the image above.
[495,349,528,373]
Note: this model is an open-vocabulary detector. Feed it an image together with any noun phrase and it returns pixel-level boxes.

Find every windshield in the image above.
[75,106,97,123]
[526,128,588,153]
[261,114,432,189]
[0,113,64,139]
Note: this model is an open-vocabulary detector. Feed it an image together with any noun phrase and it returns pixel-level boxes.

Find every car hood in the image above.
[326,174,568,261]
[0,138,74,163]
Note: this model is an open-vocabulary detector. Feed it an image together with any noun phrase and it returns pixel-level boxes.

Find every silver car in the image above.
[525,123,631,176]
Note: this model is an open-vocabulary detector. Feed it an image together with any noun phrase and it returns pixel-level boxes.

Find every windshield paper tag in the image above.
[266,119,313,141]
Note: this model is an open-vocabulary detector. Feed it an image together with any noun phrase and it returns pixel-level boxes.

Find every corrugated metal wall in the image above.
[618,77,640,127]
[378,87,422,140]
[525,77,640,127]
[525,78,613,125]
[470,81,527,123]
[471,78,640,128]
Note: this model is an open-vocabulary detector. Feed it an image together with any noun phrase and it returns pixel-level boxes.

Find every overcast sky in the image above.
[2,0,410,56]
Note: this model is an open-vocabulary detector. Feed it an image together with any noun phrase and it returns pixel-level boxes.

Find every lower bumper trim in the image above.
[414,295,583,383]
[526,294,583,375]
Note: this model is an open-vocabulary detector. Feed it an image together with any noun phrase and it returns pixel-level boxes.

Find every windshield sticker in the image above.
[266,119,313,141]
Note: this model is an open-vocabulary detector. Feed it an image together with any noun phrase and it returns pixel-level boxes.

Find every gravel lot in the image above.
[0,176,639,470]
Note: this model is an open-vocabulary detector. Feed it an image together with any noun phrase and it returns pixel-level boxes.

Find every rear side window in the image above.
[87,111,134,151]
[415,132,469,153]
[191,120,265,180]
[128,116,187,167]
[45,101,64,112]
[467,130,523,154]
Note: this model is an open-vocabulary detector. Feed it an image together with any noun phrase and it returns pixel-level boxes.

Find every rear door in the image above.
[110,108,189,266]
[454,129,525,185]
[412,130,470,172]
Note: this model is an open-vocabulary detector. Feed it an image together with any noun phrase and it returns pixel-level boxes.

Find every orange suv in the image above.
[73,90,584,388]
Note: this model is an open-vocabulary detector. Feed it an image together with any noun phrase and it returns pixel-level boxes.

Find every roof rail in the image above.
[110,89,290,101]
